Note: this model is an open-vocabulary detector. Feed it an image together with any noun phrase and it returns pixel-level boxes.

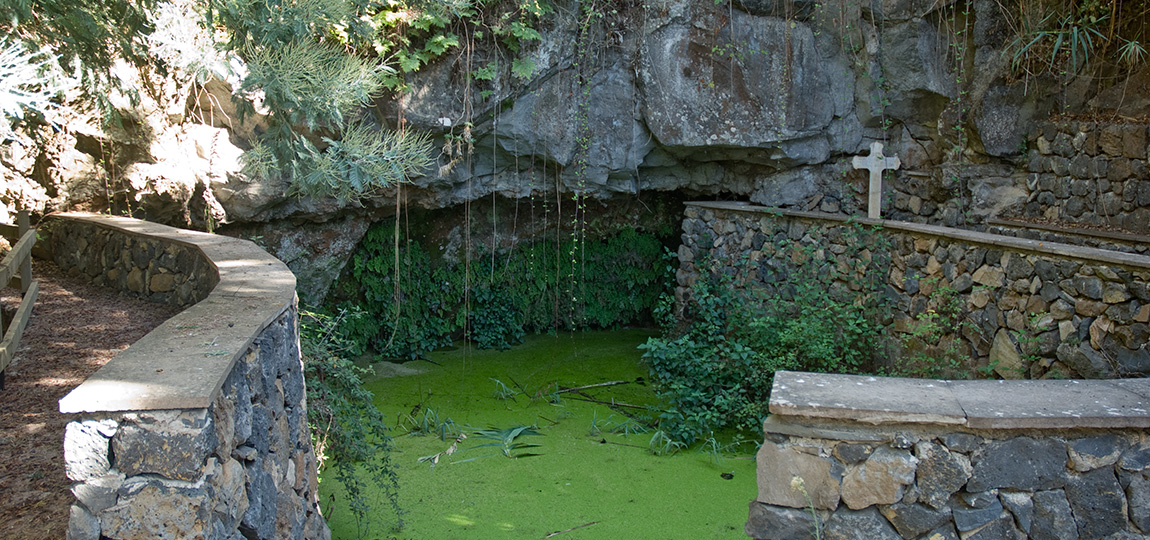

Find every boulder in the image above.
[640,1,846,162]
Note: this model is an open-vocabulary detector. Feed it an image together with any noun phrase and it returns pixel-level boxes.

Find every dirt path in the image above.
[0,261,181,540]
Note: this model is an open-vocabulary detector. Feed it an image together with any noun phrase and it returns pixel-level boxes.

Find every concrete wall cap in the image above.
[57,213,296,413]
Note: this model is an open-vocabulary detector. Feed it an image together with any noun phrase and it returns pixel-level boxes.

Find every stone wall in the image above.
[677,202,1150,380]
[1019,121,1150,234]
[986,219,1150,256]
[50,217,218,306]
[749,371,1150,540]
[52,214,329,540]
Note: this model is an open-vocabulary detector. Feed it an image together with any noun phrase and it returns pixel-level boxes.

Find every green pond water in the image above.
[318,329,757,539]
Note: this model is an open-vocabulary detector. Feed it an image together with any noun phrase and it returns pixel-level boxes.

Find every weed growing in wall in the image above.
[891,277,971,378]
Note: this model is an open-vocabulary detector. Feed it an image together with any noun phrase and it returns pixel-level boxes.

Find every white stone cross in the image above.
[852,141,901,219]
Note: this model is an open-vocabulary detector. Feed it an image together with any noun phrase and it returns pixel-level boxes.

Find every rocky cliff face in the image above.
[4,0,1142,302]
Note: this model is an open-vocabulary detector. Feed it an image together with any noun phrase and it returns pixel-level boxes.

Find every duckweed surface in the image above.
[319,330,757,539]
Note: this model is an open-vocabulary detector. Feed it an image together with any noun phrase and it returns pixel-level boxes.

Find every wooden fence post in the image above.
[18,210,30,294]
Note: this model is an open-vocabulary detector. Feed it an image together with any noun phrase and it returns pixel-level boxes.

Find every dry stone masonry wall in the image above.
[50,218,217,306]
[750,371,1150,540]
[1021,121,1150,234]
[52,214,328,540]
[678,203,1150,380]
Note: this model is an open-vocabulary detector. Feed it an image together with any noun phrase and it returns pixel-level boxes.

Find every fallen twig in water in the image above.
[543,521,598,538]
[554,380,630,394]
[563,395,653,410]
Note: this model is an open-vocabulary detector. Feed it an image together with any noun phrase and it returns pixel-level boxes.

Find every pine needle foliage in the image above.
[0,0,158,111]
[0,38,76,139]
[293,123,434,204]
[209,0,433,201]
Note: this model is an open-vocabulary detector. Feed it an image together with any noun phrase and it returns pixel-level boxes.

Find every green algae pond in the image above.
[318,329,757,539]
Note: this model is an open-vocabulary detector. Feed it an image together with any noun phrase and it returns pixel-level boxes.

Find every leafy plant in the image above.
[642,224,892,445]
[399,406,459,441]
[341,224,669,360]
[647,429,686,456]
[1,0,158,108]
[469,425,543,458]
[892,277,971,379]
[790,476,822,540]
[490,378,520,401]
[208,0,434,200]
[300,307,400,535]
[589,411,649,437]
[0,39,76,140]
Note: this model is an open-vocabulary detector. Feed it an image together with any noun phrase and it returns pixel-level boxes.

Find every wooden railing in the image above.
[0,210,38,388]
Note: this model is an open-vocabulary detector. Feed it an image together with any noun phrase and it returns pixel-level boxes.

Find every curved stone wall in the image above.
[51,213,329,540]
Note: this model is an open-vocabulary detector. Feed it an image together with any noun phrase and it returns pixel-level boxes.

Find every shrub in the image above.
[641,224,892,445]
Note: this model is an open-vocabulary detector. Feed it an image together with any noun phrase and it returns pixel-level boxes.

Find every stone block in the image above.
[964,512,1021,539]
[1076,299,1109,317]
[941,433,982,453]
[954,496,1004,532]
[841,447,917,510]
[1070,155,1093,178]
[823,506,901,540]
[1066,468,1127,539]
[113,409,217,482]
[1057,341,1117,378]
[1000,491,1034,534]
[1104,283,1133,304]
[755,441,841,510]
[1005,255,1034,281]
[746,502,822,540]
[878,502,950,538]
[833,443,873,465]
[923,522,960,540]
[102,478,213,540]
[1100,125,1124,155]
[64,419,117,482]
[150,272,177,293]
[126,267,145,294]
[969,437,1067,492]
[72,471,125,513]
[973,265,1004,288]
[952,273,973,293]
[989,329,1024,380]
[915,441,972,509]
[1059,320,1076,341]
[242,461,277,539]
[1032,489,1078,540]
[1126,471,1150,533]
[1069,435,1128,473]
[1134,304,1150,323]
[1122,125,1148,159]
[209,458,250,533]
[1119,442,1150,473]
[970,288,992,309]
[69,503,100,540]
[1117,346,1150,377]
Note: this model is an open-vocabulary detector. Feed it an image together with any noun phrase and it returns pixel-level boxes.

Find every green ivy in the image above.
[300,307,400,536]
[340,224,669,360]
[641,224,893,445]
